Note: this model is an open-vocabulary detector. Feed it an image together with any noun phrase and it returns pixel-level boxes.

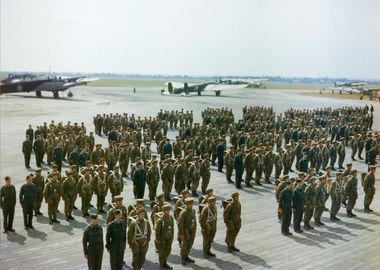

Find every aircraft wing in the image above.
[205,84,249,91]
[329,86,362,94]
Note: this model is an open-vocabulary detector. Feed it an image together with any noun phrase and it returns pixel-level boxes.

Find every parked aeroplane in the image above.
[163,81,247,96]
[0,74,98,98]
[220,78,268,88]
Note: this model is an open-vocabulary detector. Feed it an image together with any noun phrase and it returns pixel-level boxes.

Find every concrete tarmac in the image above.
[0,87,379,270]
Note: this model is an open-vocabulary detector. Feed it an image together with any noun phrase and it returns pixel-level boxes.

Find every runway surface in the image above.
[1,87,379,270]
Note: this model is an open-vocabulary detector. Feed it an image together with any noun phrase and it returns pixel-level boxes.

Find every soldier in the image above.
[292,179,304,233]
[128,208,151,270]
[93,165,108,213]
[91,144,105,166]
[337,139,346,170]
[118,143,130,177]
[0,176,16,233]
[61,171,77,221]
[175,159,187,195]
[44,173,61,224]
[188,156,201,196]
[147,160,160,201]
[106,209,127,270]
[133,161,147,199]
[223,192,241,252]
[161,158,175,201]
[329,175,342,221]
[274,148,283,179]
[255,148,264,186]
[53,143,64,172]
[200,196,217,258]
[200,153,211,194]
[20,175,36,229]
[83,214,104,270]
[279,180,293,235]
[33,135,44,167]
[178,197,197,265]
[329,142,338,170]
[263,146,275,184]
[314,175,326,226]
[345,170,358,217]
[108,165,123,201]
[216,138,225,172]
[106,195,128,224]
[224,146,234,183]
[22,135,33,168]
[32,168,45,216]
[26,124,34,146]
[233,149,244,189]
[363,165,376,213]
[77,168,93,217]
[155,204,174,269]
[303,177,316,230]
[243,148,255,187]
[105,142,118,171]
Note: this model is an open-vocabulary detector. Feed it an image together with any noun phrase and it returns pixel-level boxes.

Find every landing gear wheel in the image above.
[36,91,42,98]
[68,91,73,98]
[53,92,59,99]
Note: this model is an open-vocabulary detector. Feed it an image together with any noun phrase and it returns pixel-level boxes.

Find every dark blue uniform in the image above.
[279,187,293,234]
[106,220,127,270]
[133,168,147,199]
[234,153,244,189]
[19,183,36,228]
[0,184,16,232]
[216,143,225,172]
[292,187,304,232]
[83,224,104,270]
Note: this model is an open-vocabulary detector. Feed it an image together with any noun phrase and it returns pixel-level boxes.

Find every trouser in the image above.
[283,167,290,176]
[2,206,15,231]
[358,146,364,158]
[202,227,216,253]
[364,190,375,209]
[226,165,233,181]
[48,199,60,220]
[110,247,125,270]
[87,252,103,270]
[35,152,43,167]
[235,170,243,188]
[281,208,292,233]
[22,204,33,227]
[162,180,173,199]
[81,194,92,214]
[303,205,314,225]
[47,151,53,165]
[24,152,31,168]
[346,197,356,211]
[180,232,196,259]
[225,223,240,247]
[136,185,145,199]
[158,240,172,265]
[131,244,148,270]
[148,184,158,201]
[330,194,341,216]
[338,154,345,168]
[217,157,223,172]
[96,194,106,210]
[175,179,185,195]
[351,147,358,159]
[120,162,129,175]
[245,169,253,185]
[34,192,43,213]
[293,208,303,231]
[191,176,200,194]
[64,196,75,215]
[275,166,282,179]
[255,167,263,184]
[264,167,273,182]
[330,158,336,169]
[201,175,210,194]
[314,206,324,222]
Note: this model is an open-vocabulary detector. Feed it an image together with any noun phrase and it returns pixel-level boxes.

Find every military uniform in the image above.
[133,167,147,199]
[128,210,151,270]
[161,160,175,200]
[44,176,61,223]
[188,159,201,195]
[224,150,234,182]
[329,177,342,221]
[174,162,187,195]
[363,168,376,212]
[200,156,211,194]
[106,215,127,270]
[77,173,93,216]
[61,173,77,220]
[22,138,33,168]
[83,218,104,270]
[223,192,241,252]
[234,152,244,189]
[292,183,304,232]
[106,196,128,224]
[303,179,316,229]
[32,169,45,215]
[279,183,293,235]
[0,182,16,232]
[345,175,358,217]
[155,205,174,269]
[147,163,160,201]
[108,169,123,201]
[314,180,326,225]
[200,197,217,257]
[93,169,108,213]
[178,198,197,264]
[20,181,36,228]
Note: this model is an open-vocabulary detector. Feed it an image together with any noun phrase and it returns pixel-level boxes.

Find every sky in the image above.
[1,0,380,79]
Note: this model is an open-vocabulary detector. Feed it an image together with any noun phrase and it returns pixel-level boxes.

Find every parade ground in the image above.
[1,86,379,270]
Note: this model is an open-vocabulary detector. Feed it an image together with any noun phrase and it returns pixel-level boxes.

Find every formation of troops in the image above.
[1,104,379,269]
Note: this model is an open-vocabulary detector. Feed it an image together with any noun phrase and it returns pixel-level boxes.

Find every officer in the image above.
[44,173,61,224]
[128,208,151,270]
[106,209,127,270]
[200,196,217,258]
[32,168,45,216]
[223,192,241,252]
[0,176,16,233]
[155,204,174,269]
[279,180,293,235]
[292,179,304,233]
[133,161,147,199]
[20,175,36,229]
[83,214,104,270]
[178,197,197,265]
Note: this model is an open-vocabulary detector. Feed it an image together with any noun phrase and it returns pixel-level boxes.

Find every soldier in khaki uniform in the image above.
[155,204,174,269]
[92,165,108,213]
[32,168,45,216]
[108,166,124,201]
[77,168,93,217]
[329,175,342,221]
[128,208,151,270]
[363,165,376,213]
[314,175,326,226]
[200,153,211,194]
[345,170,358,217]
[44,173,61,224]
[200,196,217,258]
[118,143,130,177]
[188,156,201,196]
[61,171,77,221]
[174,159,187,195]
[224,146,234,183]
[106,195,128,224]
[161,158,175,201]
[303,177,316,229]
[178,197,197,265]
[223,192,241,253]
[243,148,255,187]
[147,160,160,201]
